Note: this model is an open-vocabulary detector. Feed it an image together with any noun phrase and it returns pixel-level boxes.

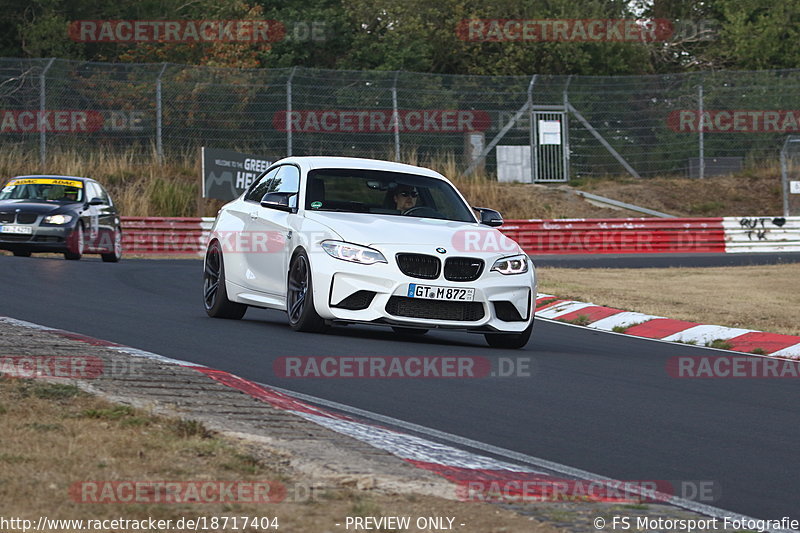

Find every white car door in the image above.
[242,165,300,297]
[223,167,279,289]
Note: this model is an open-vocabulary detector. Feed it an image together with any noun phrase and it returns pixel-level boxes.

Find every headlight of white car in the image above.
[491,254,529,275]
[321,240,387,265]
[43,214,73,224]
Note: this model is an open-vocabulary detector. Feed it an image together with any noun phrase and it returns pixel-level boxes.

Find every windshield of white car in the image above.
[0,182,84,203]
[305,169,476,223]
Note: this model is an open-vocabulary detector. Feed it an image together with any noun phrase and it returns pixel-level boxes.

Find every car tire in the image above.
[101,227,122,263]
[391,327,429,336]
[12,250,31,257]
[287,249,326,333]
[64,224,84,261]
[484,319,533,349]
[203,240,247,319]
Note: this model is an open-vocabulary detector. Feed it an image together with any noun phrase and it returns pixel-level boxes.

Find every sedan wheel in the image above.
[101,228,122,262]
[203,241,247,319]
[64,224,84,260]
[287,250,326,332]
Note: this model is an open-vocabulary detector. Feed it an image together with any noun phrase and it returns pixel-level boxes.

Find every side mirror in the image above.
[88,197,104,206]
[473,207,503,227]
[260,192,296,213]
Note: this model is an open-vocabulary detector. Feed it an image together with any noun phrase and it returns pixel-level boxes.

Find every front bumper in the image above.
[310,247,536,333]
[0,224,74,252]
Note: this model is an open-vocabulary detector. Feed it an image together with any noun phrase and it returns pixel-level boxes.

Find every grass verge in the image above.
[1,147,785,219]
[537,263,800,337]
[0,375,558,533]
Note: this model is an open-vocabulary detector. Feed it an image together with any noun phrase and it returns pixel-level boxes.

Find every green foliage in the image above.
[82,405,136,420]
[706,338,734,350]
[17,381,83,401]
[3,0,800,75]
[559,314,592,326]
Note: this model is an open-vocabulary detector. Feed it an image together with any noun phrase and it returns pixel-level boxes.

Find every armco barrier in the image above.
[120,216,800,256]
[724,216,800,253]
[502,218,726,255]
[121,217,213,255]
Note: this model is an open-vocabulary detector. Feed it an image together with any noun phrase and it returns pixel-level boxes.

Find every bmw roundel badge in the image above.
[436,247,446,254]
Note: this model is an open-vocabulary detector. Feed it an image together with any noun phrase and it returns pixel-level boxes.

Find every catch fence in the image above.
[2,58,799,180]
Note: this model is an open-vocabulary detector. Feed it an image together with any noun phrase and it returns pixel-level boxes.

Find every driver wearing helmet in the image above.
[62,188,79,202]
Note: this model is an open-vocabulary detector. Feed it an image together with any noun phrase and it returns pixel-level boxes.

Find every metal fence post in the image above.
[698,84,705,179]
[156,63,167,162]
[286,66,297,156]
[39,58,55,168]
[392,71,400,161]
[562,75,573,182]
[529,75,536,182]
[464,74,537,177]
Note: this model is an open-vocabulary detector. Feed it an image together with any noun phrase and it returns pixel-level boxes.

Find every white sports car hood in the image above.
[303,211,523,256]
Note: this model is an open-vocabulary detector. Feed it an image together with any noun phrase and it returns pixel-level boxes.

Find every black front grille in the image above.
[332,290,376,310]
[32,235,63,243]
[444,257,484,281]
[0,234,31,242]
[16,213,38,224]
[396,253,441,280]
[0,212,14,223]
[386,296,484,321]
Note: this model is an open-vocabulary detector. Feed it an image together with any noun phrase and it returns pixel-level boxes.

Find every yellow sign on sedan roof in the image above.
[5,178,84,188]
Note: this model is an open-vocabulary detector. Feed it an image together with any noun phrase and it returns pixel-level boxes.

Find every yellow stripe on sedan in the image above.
[6,178,84,188]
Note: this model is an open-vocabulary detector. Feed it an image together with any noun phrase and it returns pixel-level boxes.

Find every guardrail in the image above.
[502,218,726,255]
[120,216,800,256]
[121,217,213,255]
[724,216,800,253]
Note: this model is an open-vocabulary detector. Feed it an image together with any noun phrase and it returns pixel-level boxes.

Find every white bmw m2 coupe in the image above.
[203,157,536,348]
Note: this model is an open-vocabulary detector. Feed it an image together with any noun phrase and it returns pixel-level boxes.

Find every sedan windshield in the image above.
[305,169,476,223]
[1,178,84,203]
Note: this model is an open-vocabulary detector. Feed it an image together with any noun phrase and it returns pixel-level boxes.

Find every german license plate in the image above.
[0,225,32,234]
[408,283,474,301]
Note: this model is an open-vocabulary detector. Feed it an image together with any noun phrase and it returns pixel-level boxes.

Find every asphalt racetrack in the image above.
[1,254,798,522]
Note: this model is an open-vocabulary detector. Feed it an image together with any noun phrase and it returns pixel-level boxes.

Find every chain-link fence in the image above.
[2,57,800,179]
[781,135,800,216]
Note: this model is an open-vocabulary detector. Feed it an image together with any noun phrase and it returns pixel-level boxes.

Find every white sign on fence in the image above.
[538,120,562,145]
[496,145,531,183]
[791,180,800,194]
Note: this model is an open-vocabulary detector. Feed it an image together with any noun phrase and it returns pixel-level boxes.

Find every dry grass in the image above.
[0,146,204,217]
[538,263,800,336]
[0,376,558,533]
[4,147,784,219]
[574,164,784,217]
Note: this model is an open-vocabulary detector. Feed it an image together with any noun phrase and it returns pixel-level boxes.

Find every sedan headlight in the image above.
[43,214,73,225]
[491,254,529,275]
[321,240,387,265]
